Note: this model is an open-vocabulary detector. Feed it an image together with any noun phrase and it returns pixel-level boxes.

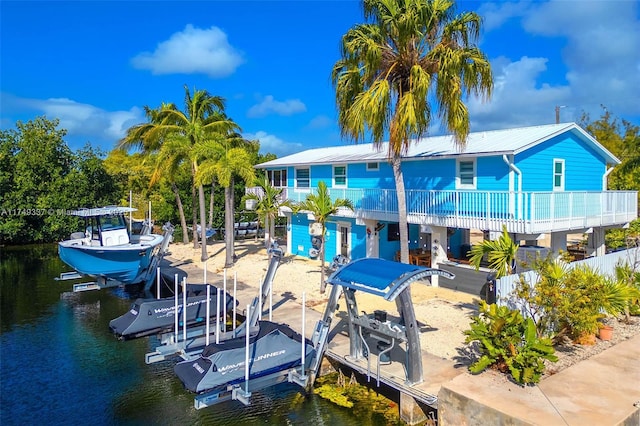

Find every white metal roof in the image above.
[257,122,620,168]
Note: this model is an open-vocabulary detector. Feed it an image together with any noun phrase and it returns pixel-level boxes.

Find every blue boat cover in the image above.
[325,258,454,301]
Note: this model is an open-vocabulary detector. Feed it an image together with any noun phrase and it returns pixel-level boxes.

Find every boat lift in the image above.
[191,258,454,409]
[318,258,455,385]
[56,223,174,292]
[144,247,286,364]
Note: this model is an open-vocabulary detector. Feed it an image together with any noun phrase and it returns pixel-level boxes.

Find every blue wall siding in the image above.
[346,163,395,189]
[402,159,455,190]
[312,165,332,187]
[290,214,313,257]
[477,157,510,191]
[516,134,607,192]
[349,221,367,260]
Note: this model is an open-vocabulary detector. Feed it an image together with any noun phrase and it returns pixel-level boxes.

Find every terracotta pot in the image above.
[598,325,614,341]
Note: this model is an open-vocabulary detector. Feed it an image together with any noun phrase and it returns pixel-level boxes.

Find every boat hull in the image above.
[58,234,164,284]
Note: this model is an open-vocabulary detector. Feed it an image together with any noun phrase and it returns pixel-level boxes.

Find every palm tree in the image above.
[119,86,239,261]
[296,181,354,293]
[196,135,256,267]
[468,225,519,278]
[332,0,493,264]
[244,176,294,249]
[118,105,190,244]
[149,139,191,244]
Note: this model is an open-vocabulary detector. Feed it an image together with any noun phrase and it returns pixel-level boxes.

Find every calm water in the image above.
[0,245,361,426]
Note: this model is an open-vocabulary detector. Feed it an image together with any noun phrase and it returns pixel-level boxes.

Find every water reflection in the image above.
[0,245,360,425]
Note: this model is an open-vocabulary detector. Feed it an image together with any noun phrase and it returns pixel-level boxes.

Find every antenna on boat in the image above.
[129,190,132,234]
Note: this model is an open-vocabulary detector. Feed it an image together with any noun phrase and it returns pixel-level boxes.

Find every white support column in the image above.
[586,227,606,257]
[550,231,568,258]
[364,219,379,258]
[430,225,447,287]
[284,211,292,255]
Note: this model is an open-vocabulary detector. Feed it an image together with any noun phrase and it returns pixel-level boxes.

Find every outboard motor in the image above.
[330,254,350,271]
[482,271,497,304]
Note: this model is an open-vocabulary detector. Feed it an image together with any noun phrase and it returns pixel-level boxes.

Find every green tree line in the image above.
[0,113,274,246]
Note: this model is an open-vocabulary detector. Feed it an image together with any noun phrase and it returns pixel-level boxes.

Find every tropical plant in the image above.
[295,181,354,292]
[614,263,640,320]
[243,176,293,249]
[468,225,519,278]
[332,0,493,264]
[464,301,558,385]
[515,258,639,344]
[119,86,240,261]
[195,135,255,267]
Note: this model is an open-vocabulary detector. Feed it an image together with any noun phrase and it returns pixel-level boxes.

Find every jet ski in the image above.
[174,321,316,394]
[110,285,236,339]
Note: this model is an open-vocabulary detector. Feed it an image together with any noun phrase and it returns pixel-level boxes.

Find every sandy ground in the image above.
[167,239,479,360]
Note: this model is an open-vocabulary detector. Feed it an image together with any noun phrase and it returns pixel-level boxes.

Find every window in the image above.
[366,162,379,171]
[295,168,310,189]
[553,159,565,191]
[267,169,287,187]
[456,159,476,189]
[333,165,347,187]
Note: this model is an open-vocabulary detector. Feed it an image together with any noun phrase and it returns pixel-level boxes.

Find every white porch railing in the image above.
[249,187,637,234]
[496,247,640,310]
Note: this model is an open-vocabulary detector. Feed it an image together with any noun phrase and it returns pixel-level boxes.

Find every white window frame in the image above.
[333,164,347,188]
[456,159,476,189]
[295,167,310,191]
[267,169,287,188]
[553,159,565,191]
[366,162,379,171]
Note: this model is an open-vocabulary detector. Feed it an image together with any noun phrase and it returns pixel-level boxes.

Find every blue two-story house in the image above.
[251,122,637,280]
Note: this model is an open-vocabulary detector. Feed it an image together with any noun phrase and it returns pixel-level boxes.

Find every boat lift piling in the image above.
[144,247,285,364]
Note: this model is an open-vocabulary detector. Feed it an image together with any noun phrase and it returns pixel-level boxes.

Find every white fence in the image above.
[496,247,640,308]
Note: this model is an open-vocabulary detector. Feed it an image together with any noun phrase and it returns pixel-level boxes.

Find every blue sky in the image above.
[1,1,639,157]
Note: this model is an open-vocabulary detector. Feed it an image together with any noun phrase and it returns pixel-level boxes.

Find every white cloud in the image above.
[468,56,572,130]
[2,93,144,143]
[131,24,243,78]
[243,131,304,156]
[247,95,306,118]
[468,0,640,130]
[306,114,333,129]
[476,1,529,32]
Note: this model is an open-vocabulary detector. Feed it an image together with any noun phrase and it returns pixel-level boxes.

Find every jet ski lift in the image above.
[144,247,286,364]
[175,293,328,410]
[109,282,236,340]
[319,258,455,386]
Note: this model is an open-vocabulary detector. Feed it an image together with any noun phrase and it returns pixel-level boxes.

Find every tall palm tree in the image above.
[196,135,256,267]
[332,0,493,264]
[119,86,239,261]
[149,137,191,244]
[245,176,294,249]
[296,181,354,293]
[118,105,190,244]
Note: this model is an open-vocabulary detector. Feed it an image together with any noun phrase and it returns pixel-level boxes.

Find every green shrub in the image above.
[464,301,558,385]
[516,258,640,343]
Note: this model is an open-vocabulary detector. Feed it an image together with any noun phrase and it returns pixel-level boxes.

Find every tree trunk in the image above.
[319,224,327,293]
[264,214,271,249]
[192,183,199,249]
[171,181,189,244]
[224,177,235,267]
[208,181,215,229]
[392,156,410,264]
[198,183,208,262]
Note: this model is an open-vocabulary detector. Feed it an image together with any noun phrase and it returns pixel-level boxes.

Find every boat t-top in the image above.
[58,206,172,290]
